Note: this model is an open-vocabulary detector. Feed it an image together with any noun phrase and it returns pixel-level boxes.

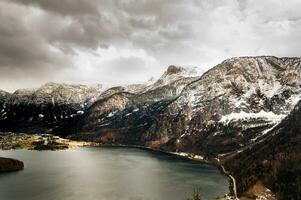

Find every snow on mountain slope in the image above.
[130,66,200,105]
[143,65,202,92]
[73,65,201,138]
[225,99,301,200]
[143,56,301,151]
[1,56,300,148]
[219,110,286,125]
[181,56,301,113]
[0,56,299,200]
[0,82,105,132]
[11,82,104,106]
[0,65,201,134]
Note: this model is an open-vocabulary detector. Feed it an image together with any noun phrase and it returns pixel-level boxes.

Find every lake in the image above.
[0,147,229,200]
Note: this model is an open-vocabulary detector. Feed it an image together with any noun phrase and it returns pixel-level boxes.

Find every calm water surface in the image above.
[0,147,228,200]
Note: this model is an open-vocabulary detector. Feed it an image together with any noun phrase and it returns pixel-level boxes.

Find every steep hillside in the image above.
[69,57,301,159]
[0,65,200,135]
[71,65,200,142]
[225,100,301,200]
[143,57,301,154]
[0,83,104,133]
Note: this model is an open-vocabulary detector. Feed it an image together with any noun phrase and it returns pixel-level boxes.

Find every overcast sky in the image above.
[0,0,301,92]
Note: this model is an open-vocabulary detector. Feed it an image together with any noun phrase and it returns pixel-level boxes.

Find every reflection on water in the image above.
[0,147,228,200]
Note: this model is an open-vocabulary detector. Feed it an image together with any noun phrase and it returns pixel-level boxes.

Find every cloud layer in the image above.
[1,0,301,91]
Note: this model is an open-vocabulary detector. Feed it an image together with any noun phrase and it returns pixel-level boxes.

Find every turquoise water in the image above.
[0,147,228,200]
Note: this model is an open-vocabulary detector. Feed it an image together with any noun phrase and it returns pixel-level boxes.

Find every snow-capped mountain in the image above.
[144,65,203,92]
[142,56,301,152]
[60,57,301,153]
[0,82,105,132]
[0,56,300,199]
[11,82,104,106]
[0,65,201,133]
[1,57,300,141]
[73,65,201,139]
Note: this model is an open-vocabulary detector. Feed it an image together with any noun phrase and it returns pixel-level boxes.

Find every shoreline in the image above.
[0,137,237,199]
[99,144,237,199]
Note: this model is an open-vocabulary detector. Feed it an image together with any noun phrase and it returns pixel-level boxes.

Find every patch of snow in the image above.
[172,152,204,160]
[77,110,84,115]
[38,114,44,118]
[288,93,301,108]
[107,112,114,117]
[256,196,267,200]
[219,110,286,125]
[133,108,139,112]
[252,121,283,142]
[243,85,256,99]
[173,152,189,157]
[193,155,204,160]
[258,79,282,98]
[97,123,111,127]
[261,124,277,135]
[181,66,204,77]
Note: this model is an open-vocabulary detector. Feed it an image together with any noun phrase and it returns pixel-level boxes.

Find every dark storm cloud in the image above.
[0,0,301,91]
[10,0,100,16]
[0,1,71,68]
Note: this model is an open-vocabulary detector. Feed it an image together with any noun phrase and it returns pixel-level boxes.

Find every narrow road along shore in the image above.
[216,158,238,199]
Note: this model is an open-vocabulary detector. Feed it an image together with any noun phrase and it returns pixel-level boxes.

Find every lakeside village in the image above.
[0,132,91,150]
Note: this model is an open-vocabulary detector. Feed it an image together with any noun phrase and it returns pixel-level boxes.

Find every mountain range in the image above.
[0,56,300,200]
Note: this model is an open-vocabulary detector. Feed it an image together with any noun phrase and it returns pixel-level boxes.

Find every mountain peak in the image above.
[165,65,186,76]
[161,65,203,79]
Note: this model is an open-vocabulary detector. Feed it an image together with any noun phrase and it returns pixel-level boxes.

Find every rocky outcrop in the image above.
[0,157,24,172]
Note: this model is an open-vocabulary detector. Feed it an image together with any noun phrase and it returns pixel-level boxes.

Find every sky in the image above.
[0,0,301,92]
